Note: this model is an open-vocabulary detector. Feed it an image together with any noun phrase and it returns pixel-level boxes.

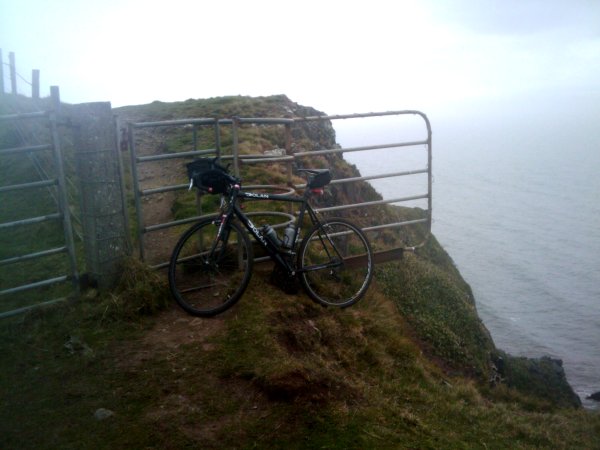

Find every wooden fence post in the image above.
[9,52,17,95]
[50,86,61,112]
[0,49,4,95]
[32,69,40,99]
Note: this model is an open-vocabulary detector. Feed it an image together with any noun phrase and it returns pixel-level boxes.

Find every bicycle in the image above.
[168,157,374,317]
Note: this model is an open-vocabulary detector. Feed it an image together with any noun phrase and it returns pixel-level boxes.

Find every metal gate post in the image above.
[49,111,79,292]
[114,116,132,254]
[232,117,240,177]
[214,121,221,160]
[284,122,294,215]
[128,122,145,260]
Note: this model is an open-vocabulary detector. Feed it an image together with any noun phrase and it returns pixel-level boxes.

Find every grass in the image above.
[1,261,599,449]
[377,250,495,378]
[2,94,599,448]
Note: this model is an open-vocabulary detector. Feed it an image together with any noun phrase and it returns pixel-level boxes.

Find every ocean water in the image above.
[335,99,600,409]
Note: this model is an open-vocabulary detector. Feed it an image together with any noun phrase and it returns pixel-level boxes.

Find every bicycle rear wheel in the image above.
[169,218,253,317]
[298,218,373,307]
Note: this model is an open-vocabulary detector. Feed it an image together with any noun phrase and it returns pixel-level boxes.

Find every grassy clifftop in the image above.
[1,250,597,448]
[1,95,598,448]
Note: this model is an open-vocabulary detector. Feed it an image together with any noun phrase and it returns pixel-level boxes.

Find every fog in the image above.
[1,0,599,121]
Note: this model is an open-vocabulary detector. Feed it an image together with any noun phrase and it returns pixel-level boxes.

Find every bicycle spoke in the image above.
[169,218,253,317]
[299,219,373,307]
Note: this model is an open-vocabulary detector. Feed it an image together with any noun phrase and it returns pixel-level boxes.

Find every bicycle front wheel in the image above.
[169,218,253,317]
[298,218,373,307]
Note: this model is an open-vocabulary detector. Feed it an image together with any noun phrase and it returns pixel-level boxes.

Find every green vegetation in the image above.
[378,248,495,379]
[1,95,598,448]
[1,249,598,449]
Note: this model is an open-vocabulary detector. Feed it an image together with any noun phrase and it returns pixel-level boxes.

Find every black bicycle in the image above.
[168,157,374,317]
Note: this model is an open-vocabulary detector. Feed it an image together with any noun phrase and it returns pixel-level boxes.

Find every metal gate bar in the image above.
[291,110,432,247]
[0,179,57,193]
[0,247,67,266]
[0,213,62,229]
[231,111,432,247]
[128,118,220,261]
[315,194,430,213]
[0,144,52,156]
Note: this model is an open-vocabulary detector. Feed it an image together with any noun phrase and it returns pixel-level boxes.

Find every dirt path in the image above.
[116,305,226,371]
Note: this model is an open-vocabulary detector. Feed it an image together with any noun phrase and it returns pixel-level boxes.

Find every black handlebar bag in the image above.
[186,158,235,194]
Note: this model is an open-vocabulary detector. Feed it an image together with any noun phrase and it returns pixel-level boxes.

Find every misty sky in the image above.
[1,0,599,116]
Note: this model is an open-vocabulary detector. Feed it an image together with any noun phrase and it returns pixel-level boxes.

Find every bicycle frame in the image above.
[220,186,324,276]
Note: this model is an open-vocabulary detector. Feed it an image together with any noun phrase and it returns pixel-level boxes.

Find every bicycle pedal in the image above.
[270,267,300,295]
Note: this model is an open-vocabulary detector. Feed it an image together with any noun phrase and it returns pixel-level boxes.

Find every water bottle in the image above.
[282,224,296,249]
[261,224,281,247]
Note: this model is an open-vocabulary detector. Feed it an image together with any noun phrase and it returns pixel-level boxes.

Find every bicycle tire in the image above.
[298,218,373,307]
[169,218,253,317]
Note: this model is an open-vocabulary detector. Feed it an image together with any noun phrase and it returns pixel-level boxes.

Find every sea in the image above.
[335,93,600,409]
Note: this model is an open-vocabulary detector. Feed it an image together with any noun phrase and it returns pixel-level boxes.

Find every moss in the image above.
[171,190,221,220]
[377,249,496,379]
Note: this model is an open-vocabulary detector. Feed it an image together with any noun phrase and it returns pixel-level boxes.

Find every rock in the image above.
[586,391,600,401]
[499,353,582,408]
[263,148,285,156]
[64,335,93,357]
[94,408,115,420]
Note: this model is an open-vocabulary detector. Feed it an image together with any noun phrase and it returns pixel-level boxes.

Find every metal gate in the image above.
[0,110,79,318]
[127,110,432,268]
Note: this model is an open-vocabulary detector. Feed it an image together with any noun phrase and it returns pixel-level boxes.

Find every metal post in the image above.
[194,123,202,218]
[128,123,145,260]
[285,122,294,174]
[423,114,433,229]
[113,115,132,254]
[285,122,294,214]
[214,121,221,160]
[49,111,80,292]
[232,117,240,177]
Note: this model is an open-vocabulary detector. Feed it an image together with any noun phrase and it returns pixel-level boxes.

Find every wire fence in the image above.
[1,49,43,99]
